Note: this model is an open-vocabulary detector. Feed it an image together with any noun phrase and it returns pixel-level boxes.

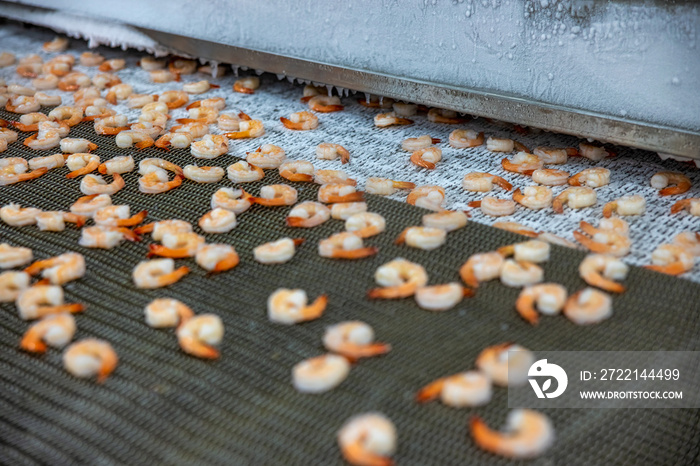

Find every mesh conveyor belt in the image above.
[1,107,699,465]
[1,24,700,465]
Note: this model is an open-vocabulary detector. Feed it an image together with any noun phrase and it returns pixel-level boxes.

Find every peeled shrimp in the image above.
[308,95,343,113]
[189,134,229,159]
[368,258,428,299]
[568,168,611,188]
[280,111,318,130]
[603,195,646,217]
[148,232,205,258]
[469,197,516,217]
[406,185,445,210]
[267,288,328,324]
[500,259,544,287]
[331,202,368,220]
[414,283,473,311]
[36,211,86,232]
[20,313,76,353]
[94,115,129,135]
[533,146,576,164]
[79,225,139,249]
[459,252,504,288]
[195,244,239,273]
[515,283,568,325]
[579,142,611,161]
[552,187,596,213]
[132,258,189,289]
[316,143,350,164]
[286,201,330,228]
[0,243,33,269]
[176,314,224,359]
[501,152,543,175]
[416,370,492,407]
[183,80,219,94]
[250,184,298,206]
[199,208,237,234]
[646,243,695,275]
[395,226,446,250]
[138,170,183,194]
[43,36,69,52]
[673,231,700,256]
[650,171,691,196]
[227,161,264,183]
[233,76,259,94]
[6,95,40,114]
[531,168,569,186]
[70,194,112,217]
[579,254,628,293]
[80,173,125,195]
[365,177,415,196]
[475,342,534,387]
[564,288,613,324]
[0,159,47,186]
[422,210,468,232]
[402,135,440,152]
[410,146,442,169]
[486,137,514,152]
[211,188,253,214]
[498,240,550,263]
[144,298,193,328]
[253,237,304,264]
[512,186,552,210]
[246,144,286,168]
[470,409,554,459]
[17,285,84,320]
[98,156,134,175]
[449,129,484,148]
[115,130,154,149]
[183,165,224,183]
[323,321,391,360]
[65,152,99,178]
[292,354,350,393]
[133,219,192,241]
[374,112,413,127]
[63,339,117,383]
[0,271,30,302]
[318,232,378,259]
[345,212,386,238]
[574,221,631,257]
[79,52,104,67]
[279,160,315,182]
[24,252,85,285]
[318,183,363,203]
[218,111,251,131]
[224,119,265,139]
[462,172,512,192]
[671,198,700,216]
[314,169,356,186]
[337,413,396,466]
[1,203,42,226]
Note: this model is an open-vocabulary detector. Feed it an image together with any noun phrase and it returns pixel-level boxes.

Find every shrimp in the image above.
[34,92,62,107]
[133,219,192,241]
[671,198,700,216]
[20,313,76,353]
[181,79,219,94]
[20,128,61,152]
[24,253,85,285]
[140,56,166,71]
[8,84,36,96]
[497,240,550,263]
[1,203,42,226]
[552,187,596,213]
[80,173,125,195]
[199,208,237,234]
[500,259,544,287]
[217,111,251,131]
[574,221,631,257]
[673,231,700,256]
[0,52,16,67]
[536,233,578,250]
[115,130,155,149]
[186,97,226,110]
[374,112,413,127]
[314,169,356,186]
[43,36,69,52]
[323,321,391,360]
[395,226,446,250]
[449,129,484,148]
[91,72,121,89]
[126,93,157,109]
[83,104,115,121]
[31,74,59,90]
[253,238,304,264]
[512,187,553,210]
[139,157,183,176]
[410,146,442,169]
[279,160,314,182]
[533,146,577,164]
[462,172,512,192]
[579,142,611,161]
[148,232,205,258]
[70,193,112,217]
[267,288,328,324]
[470,409,554,459]
[515,283,568,324]
[5,95,40,114]
[564,288,613,324]
[308,95,343,112]
[249,184,298,206]
[35,211,86,232]
[104,83,133,104]
[281,111,319,130]
[94,115,129,135]
[368,258,428,299]
[319,232,378,259]
[150,69,177,83]
[427,108,467,124]
[63,339,117,383]
[141,101,169,114]
[138,110,168,127]
[158,90,188,109]
[15,62,42,78]
[0,243,33,269]
[195,244,239,273]
[79,225,139,249]
[416,370,491,407]
[459,252,504,288]
[414,283,473,311]
[345,212,386,238]
[318,183,363,203]
[493,221,539,238]
[650,171,692,196]
[98,155,134,175]
[486,137,514,152]
[402,135,441,152]
[224,119,265,139]
[422,210,468,231]
[155,132,193,150]
[406,185,445,210]
[602,195,646,217]
[144,298,194,328]
[568,168,611,188]
[501,152,543,175]
[190,134,229,159]
[79,52,104,67]
[183,165,224,183]
[358,95,394,108]
[475,342,534,387]
[337,413,396,466]
[58,72,92,91]
[168,58,197,76]
[211,188,253,214]
[17,285,84,320]
[233,76,259,94]
[0,160,48,186]
[286,201,330,228]
[292,354,351,393]
[65,152,99,178]
[93,206,147,227]
[11,112,47,132]
[60,139,97,155]
[645,243,695,275]
[531,168,569,186]
[316,143,351,164]
[468,197,516,217]
[139,170,184,194]
[132,258,189,289]
[578,254,628,293]
[0,271,30,302]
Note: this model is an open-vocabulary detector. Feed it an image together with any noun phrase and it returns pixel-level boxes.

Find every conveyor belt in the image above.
[1,108,699,465]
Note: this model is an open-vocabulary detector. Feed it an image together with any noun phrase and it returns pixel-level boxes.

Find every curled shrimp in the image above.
[449,129,483,148]
[318,183,363,203]
[195,244,239,273]
[317,143,350,164]
[533,146,577,164]
[63,339,117,383]
[368,258,428,299]
[233,76,259,94]
[30,74,57,91]
[286,201,330,228]
[20,313,76,353]
[34,92,61,106]
[281,111,318,130]
[501,152,543,175]
[36,211,86,232]
[416,370,491,407]
[79,225,139,249]
[0,160,48,186]
[345,212,386,238]
[645,243,694,275]
[364,177,415,196]
[150,70,177,83]
[94,115,130,135]
[98,155,134,175]
[497,240,550,263]
[11,112,46,132]
[70,193,112,216]
[0,271,31,302]
[115,130,154,149]
[602,194,646,217]
[470,409,554,459]
[564,288,613,324]
[500,259,544,287]
[308,95,343,112]
[169,58,197,76]
[139,170,183,194]
[673,231,700,256]
[650,171,691,196]
[6,95,40,114]
[158,90,189,109]
[182,80,220,94]
[24,252,85,285]
[493,221,540,238]
[314,169,356,186]
[225,161,263,184]
[414,283,473,311]
[183,165,224,183]
[0,243,33,269]
[319,232,378,259]
[92,72,121,89]
[144,298,193,328]
[374,112,413,127]
[486,137,514,152]
[459,252,504,288]
[293,354,351,393]
[395,226,446,250]
[531,168,569,186]
[217,111,251,131]
[568,168,611,188]
[579,142,612,161]
[24,130,62,151]
[267,288,328,324]
[406,185,445,210]
[127,93,158,109]
[468,197,516,217]
[462,172,512,192]
[552,187,596,213]
[515,283,568,325]
[245,145,285,171]
[79,52,104,67]
[140,158,183,176]
[43,36,69,52]
[427,108,467,124]
[17,285,84,320]
[402,135,440,152]
[279,160,315,182]
[253,237,304,264]
[80,173,125,195]
[410,146,442,169]
[249,184,298,206]
[198,208,237,234]
[212,188,253,214]
[148,232,205,258]
[155,132,193,150]
[190,134,229,159]
[323,321,391,361]
[579,254,628,293]
[512,186,553,210]
[671,198,700,216]
[573,221,630,257]
[60,138,97,155]
[1,203,41,226]
[224,119,265,138]
[140,56,166,71]
[132,258,189,289]
[475,342,534,387]
[65,153,99,178]
[337,413,396,466]
[422,210,468,232]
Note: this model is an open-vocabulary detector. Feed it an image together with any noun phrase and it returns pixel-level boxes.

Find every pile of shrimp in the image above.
[1,34,698,465]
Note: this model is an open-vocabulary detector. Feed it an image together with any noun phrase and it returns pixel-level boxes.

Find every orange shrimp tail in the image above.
[462,286,476,298]
[410,152,436,169]
[469,416,501,455]
[573,231,608,253]
[367,282,416,299]
[566,147,580,157]
[182,337,220,359]
[659,183,691,196]
[578,221,597,236]
[584,274,626,294]
[394,228,409,245]
[279,117,299,130]
[154,136,171,150]
[34,278,51,286]
[311,104,344,113]
[280,172,314,182]
[415,378,446,403]
[467,200,481,208]
[327,192,365,203]
[552,196,565,214]
[23,133,37,147]
[515,295,539,325]
[670,199,689,214]
[494,176,512,191]
[233,82,255,94]
[497,245,515,257]
[117,228,141,242]
[133,222,154,235]
[23,167,49,182]
[644,262,688,276]
[602,202,616,218]
[135,139,154,150]
[209,84,220,89]
[459,263,479,289]
[431,138,442,144]
[0,118,10,127]
[303,294,328,321]
[239,112,252,121]
[514,141,530,153]
[185,101,201,110]
[116,210,148,227]
[300,96,313,103]
[513,125,529,135]
[20,332,47,353]
[211,254,240,273]
[164,266,190,286]
[511,188,524,204]
[176,117,207,124]
[105,92,117,105]
[342,441,393,466]
[249,197,285,207]
[63,303,85,314]
[66,162,98,179]
[70,215,87,228]
[293,238,305,247]
[285,216,310,227]
[11,122,37,132]
[331,247,379,259]
[96,358,118,383]
[395,118,413,126]
[24,258,50,276]
[338,342,392,360]
[147,244,194,259]
[568,173,583,186]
